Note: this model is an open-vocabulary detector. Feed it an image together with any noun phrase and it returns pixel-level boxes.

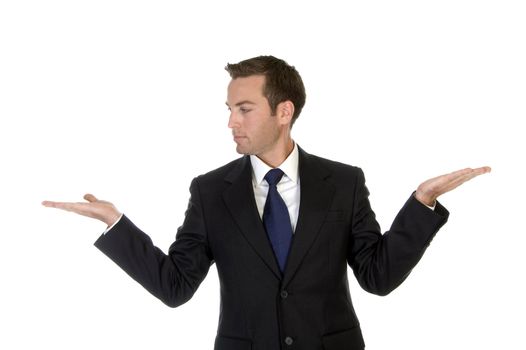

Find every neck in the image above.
[257,137,294,168]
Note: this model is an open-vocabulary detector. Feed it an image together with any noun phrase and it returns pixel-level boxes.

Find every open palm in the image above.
[415,166,491,206]
[42,194,121,227]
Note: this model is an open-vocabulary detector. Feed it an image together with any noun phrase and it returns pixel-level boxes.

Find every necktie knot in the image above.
[264,168,285,186]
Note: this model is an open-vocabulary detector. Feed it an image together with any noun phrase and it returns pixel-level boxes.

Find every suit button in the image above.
[284,336,293,345]
[280,290,288,299]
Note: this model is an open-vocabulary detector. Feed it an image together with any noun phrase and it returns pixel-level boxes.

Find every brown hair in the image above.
[225,55,306,127]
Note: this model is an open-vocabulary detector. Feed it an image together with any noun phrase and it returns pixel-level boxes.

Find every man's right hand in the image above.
[42,194,122,227]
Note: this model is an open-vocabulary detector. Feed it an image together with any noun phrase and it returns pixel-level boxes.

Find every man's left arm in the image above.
[348,166,490,296]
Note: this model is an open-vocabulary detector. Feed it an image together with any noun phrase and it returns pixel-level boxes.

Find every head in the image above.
[225,55,306,126]
[225,56,306,161]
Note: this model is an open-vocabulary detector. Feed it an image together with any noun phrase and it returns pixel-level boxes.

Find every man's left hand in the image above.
[415,166,492,207]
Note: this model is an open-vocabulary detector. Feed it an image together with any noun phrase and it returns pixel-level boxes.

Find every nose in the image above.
[228,111,240,129]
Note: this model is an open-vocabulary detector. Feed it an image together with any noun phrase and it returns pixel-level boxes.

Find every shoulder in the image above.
[199,156,246,179]
[309,153,361,172]
[300,149,368,196]
[301,148,364,180]
[189,156,247,190]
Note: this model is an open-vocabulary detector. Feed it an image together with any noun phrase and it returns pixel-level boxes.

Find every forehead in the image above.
[227,75,266,102]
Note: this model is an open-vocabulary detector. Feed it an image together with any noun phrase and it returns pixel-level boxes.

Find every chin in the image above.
[235,145,248,155]
[235,145,255,156]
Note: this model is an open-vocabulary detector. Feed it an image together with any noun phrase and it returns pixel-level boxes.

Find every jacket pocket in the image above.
[322,326,365,350]
[214,335,252,350]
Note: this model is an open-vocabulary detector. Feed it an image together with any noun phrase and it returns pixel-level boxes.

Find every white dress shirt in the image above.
[250,142,300,233]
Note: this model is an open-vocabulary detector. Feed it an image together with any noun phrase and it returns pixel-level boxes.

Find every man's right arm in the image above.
[42,179,213,308]
[94,216,210,307]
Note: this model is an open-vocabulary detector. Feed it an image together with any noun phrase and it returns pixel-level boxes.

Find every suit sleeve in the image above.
[94,177,213,307]
[347,169,449,296]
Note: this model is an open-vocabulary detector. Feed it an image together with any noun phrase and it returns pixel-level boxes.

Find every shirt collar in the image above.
[250,142,299,185]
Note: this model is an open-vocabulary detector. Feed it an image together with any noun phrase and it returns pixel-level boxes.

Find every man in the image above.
[42,56,490,350]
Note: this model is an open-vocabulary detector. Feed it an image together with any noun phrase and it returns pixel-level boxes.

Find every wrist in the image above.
[105,211,122,227]
[414,189,436,207]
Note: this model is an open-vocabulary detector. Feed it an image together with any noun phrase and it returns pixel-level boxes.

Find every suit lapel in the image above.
[222,156,282,281]
[282,148,335,288]
[221,149,335,285]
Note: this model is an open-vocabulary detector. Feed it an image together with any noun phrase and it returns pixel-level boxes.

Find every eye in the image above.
[240,107,252,114]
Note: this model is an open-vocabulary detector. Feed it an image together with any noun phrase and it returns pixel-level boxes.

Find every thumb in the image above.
[84,193,98,202]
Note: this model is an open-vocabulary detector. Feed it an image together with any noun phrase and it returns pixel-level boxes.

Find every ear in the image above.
[276,100,295,127]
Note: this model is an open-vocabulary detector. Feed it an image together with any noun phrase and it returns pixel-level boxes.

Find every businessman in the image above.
[42,55,490,350]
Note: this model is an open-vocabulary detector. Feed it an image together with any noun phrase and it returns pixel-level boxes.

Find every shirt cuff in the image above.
[102,213,124,234]
[425,202,436,211]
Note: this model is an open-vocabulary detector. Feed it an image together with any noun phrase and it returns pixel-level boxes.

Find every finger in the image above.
[453,167,490,177]
[437,167,491,194]
[446,168,475,180]
[42,200,81,212]
[440,171,479,190]
[453,166,491,184]
[473,166,492,174]
[42,200,57,207]
[84,193,98,202]
[445,173,479,191]
[444,166,491,183]
[43,201,76,211]
[42,201,78,209]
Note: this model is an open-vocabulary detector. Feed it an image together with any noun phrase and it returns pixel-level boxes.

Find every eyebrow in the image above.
[225,100,257,108]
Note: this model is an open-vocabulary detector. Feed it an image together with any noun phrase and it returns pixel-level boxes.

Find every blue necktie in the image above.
[263,168,293,273]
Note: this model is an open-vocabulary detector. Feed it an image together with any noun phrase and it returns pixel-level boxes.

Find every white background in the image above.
[1,1,525,349]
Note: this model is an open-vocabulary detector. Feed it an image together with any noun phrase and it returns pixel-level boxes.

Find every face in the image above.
[226,75,286,157]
